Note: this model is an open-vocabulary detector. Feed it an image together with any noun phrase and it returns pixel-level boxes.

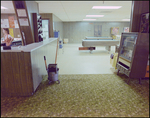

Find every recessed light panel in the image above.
[92,6,122,9]
[83,19,96,21]
[122,19,130,21]
[86,15,104,17]
[1,6,8,9]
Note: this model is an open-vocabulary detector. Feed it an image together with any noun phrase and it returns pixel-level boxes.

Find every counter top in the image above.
[1,38,58,52]
[12,40,22,42]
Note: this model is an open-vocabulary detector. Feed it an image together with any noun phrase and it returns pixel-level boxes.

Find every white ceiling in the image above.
[1,1,132,22]
[1,1,15,14]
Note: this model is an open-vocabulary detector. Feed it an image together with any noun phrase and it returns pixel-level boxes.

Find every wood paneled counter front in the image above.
[1,38,58,97]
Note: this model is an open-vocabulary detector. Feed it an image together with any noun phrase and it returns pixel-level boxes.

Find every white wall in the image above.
[52,14,63,39]
[63,21,130,43]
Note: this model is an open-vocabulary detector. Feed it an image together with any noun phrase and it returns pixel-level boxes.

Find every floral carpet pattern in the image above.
[1,74,149,117]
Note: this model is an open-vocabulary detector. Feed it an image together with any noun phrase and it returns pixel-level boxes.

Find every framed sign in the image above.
[111,27,119,35]
[123,27,129,32]
[9,28,14,38]
[19,18,29,26]
[17,9,27,17]
[1,19,9,28]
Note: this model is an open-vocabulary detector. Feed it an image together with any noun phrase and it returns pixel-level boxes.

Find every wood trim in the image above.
[32,13,39,42]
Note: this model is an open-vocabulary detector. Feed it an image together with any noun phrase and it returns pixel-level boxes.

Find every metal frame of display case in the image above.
[116,32,149,84]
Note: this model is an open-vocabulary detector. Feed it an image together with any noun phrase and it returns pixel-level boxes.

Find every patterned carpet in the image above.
[1,74,149,117]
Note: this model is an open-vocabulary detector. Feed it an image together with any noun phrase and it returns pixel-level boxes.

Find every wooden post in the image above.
[12,1,35,45]
[129,1,149,32]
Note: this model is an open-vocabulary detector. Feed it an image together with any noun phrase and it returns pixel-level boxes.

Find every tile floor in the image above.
[57,43,117,74]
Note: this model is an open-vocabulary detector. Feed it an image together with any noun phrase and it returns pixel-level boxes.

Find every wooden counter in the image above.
[1,38,58,97]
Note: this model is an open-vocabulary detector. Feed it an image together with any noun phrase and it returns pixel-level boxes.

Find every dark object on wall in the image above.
[3,46,11,50]
[1,43,6,46]
[139,12,149,33]
[32,13,43,42]
[12,40,22,46]
[13,1,25,9]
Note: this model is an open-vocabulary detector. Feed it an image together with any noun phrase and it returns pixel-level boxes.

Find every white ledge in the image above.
[1,38,58,52]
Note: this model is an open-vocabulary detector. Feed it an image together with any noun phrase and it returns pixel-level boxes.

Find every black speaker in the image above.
[3,46,11,50]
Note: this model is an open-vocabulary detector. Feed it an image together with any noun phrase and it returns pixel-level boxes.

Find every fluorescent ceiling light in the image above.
[83,19,96,21]
[122,19,130,21]
[86,15,104,17]
[92,6,122,9]
[1,6,8,9]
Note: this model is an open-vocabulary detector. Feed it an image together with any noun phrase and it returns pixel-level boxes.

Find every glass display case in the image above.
[116,32,149,84]
[119,33,138,61]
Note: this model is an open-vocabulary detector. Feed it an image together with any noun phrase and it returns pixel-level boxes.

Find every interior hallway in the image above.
[57,43,117,74]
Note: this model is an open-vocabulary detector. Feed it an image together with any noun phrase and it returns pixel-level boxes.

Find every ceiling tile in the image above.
[2,1,132,22]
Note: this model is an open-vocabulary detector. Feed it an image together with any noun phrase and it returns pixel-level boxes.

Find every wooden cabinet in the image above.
[116,32,149,83]
[1,38,57,97]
